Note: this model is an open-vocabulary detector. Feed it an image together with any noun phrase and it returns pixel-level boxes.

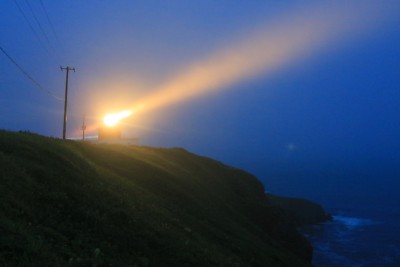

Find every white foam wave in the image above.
[333,215,375,228]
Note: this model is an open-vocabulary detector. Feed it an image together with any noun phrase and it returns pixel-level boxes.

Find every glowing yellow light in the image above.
[103,110,132,126]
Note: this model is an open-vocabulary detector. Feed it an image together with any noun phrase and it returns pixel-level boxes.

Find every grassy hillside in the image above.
[0,130,315,267]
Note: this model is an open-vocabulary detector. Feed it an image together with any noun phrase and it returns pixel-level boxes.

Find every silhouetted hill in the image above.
[0,130,328,266]
[266,194,332,226]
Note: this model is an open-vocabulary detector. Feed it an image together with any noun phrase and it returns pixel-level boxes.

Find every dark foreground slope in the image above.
[0,130,319,267]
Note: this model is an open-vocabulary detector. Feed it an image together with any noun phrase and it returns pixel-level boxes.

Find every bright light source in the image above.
[103,110,132,127]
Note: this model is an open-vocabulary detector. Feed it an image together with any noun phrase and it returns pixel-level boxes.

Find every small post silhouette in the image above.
[81,114,86,141]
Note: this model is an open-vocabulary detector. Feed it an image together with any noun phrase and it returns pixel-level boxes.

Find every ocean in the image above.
[301,203,400,267]
[258,161,400,267]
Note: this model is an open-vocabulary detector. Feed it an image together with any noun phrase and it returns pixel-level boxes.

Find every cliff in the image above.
[0,130,327,266]
[266,194,332,226]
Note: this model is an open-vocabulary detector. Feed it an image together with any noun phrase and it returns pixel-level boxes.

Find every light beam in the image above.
[103,110,132,127]
[105,1,397,123]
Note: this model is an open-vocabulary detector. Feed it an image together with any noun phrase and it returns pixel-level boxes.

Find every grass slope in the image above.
[0,130,313,267]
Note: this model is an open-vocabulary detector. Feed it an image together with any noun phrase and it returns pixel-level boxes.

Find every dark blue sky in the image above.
[1,1,400,204]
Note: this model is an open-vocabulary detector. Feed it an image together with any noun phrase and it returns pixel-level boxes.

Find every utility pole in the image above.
[60,66,75,140]
[81,114,86,141]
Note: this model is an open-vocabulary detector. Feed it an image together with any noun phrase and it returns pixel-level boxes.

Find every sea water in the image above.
[254,159,400,266]
[301,203,400,267]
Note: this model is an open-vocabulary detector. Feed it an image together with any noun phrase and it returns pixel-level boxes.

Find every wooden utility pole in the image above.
[81,114,87,141]
[60,66,75,140]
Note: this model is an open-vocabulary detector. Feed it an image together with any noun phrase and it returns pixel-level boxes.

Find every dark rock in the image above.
[265,194,332,226]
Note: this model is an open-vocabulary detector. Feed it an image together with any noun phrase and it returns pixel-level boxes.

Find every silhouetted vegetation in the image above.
[0,130,324,266]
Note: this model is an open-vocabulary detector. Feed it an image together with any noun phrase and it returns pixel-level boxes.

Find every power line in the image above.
[0,46,63,101]
[24,0,53,50]
[37,0,64,64]
[13,0,50,55]
[39,0,61,44]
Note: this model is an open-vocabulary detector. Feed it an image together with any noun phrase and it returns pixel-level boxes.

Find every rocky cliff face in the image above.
[266,194,332,226]
[0,130,328,267]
